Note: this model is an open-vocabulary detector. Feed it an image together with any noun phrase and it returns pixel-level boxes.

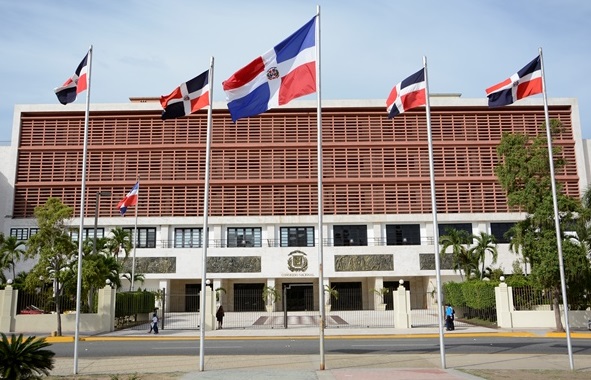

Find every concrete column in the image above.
[203,286,216,331]
[265,279,276,312]
[372,277,384,310]
[394,283,412,329]
[97,284,116,332]
[495,281,514,328]
[0,285,18,332]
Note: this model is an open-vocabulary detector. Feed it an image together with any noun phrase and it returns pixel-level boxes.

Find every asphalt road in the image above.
[46,336,591,358]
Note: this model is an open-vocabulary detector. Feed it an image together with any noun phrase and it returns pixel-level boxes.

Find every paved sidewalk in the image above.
[44,325,591,379]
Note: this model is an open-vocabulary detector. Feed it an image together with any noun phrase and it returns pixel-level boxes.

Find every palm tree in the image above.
[439,228,475,281]
[0,333,55,379]
[121,270,145,291]
[469,232,498,280]
[1,236,25,280]
[107,227,133,261]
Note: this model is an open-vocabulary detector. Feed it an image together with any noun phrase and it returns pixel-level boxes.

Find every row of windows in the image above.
[10,223,514,248]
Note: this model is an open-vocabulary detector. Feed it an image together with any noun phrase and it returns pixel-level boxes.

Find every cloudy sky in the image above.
[1,0,589,143]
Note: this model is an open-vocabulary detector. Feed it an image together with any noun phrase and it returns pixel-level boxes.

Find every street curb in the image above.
[42,331,541,343]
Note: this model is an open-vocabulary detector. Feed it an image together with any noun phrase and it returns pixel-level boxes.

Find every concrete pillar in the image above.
[0,285,18,332]
[97,284,116,332]
[265,279,276,312]
[495,281,514,328]
[372,277,384,310]
[203,286,216,331]
[394,283,412,329]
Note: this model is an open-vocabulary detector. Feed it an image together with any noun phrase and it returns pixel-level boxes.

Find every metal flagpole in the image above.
[73,45,93,375]
[199,57,214,372]
[423,56,446,369]
[130,178,139,291]
[314,6,326,371]
[538,47,574,370]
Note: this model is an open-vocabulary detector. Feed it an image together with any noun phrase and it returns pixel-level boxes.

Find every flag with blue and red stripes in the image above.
[486,55,542,107]
[222,16,316,122]
[117,182,139,216]
[386,68,426,118]
[54,52,89,105]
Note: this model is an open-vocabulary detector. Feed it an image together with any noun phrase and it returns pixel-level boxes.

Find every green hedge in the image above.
[115,291,155,318]
[443,281,497,309]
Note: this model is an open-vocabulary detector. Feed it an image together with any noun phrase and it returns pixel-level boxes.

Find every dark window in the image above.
[491,222,515,243]
[280,227,314,247]
[227,227,261,247]
[175,228,203,248]
[438,223,472,238]
[334,225,367,246]
[386,224,421,245]
[29,228,39,236]
[123,227,156,248]
[10,228,28,240]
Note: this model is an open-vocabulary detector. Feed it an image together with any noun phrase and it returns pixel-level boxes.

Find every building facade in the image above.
[1,96,588,312]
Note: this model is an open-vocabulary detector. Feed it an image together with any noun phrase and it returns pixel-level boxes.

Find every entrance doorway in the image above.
[283,283,313,311]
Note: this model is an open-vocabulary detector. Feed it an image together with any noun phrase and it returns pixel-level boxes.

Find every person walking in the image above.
[216,304,225,330]
[149,312,159,334]
[445,303,455,331]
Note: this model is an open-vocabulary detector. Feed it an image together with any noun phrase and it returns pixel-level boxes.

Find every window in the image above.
[70,228,106,242]
[175,228,203,248]
[123,227,156,248]
[29,228,39,237]
[491,222,515,243]
[10,228,28,240]
[386,224,421,245]
[227,227,261,247]
[280,227,314,247]
[438,223,472,238]
[333,225,367,246]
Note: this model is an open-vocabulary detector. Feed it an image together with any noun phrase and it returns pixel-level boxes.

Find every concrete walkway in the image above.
[44,325,591,379]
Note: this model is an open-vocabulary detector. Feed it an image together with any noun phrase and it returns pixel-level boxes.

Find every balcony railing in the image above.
[149,236,436,249]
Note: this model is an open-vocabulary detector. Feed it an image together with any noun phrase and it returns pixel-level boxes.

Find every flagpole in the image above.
[130,178,139,291]
[73,45,92,375]
[313,5,326,371]
[539,47,574,370]
[423,56,446,369]
[199,56,214,372]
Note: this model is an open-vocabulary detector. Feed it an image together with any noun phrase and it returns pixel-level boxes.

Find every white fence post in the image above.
[394,281,412,328]
[0,284,18,332]
[495,279,513,328]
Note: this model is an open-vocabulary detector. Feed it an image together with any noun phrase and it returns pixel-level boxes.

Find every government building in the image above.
[1,96,588,314]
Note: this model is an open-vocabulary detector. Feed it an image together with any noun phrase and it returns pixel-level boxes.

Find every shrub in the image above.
[0,333,55,379]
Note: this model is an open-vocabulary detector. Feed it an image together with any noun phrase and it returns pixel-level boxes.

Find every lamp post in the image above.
[94,191,111,254]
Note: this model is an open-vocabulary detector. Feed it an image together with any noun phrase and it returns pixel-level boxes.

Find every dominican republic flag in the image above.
[486,55,542,107]
[160,69,210,120]
[54,52,89,105]
[386,68,426,118]
[117,182,139,216]
[222,16,316,122]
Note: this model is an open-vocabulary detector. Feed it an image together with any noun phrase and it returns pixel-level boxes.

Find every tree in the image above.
[25,198,78,336]
[121,270,145,291]
[0,333,55,379]
[496,121,587,331]
[107,227,132,261]
[439,228,477,281]
[469,232,498,280]
[1,236,26,282]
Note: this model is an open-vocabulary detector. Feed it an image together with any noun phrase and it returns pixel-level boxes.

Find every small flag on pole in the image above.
[222,16,317,122]
[485,55,542,107]
[160,70,210,119]
[386,68,426,118]
[54,52,89,105]
[117,182,139,216]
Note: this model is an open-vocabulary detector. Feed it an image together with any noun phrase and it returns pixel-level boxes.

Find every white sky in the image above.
[1,0,589,143]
